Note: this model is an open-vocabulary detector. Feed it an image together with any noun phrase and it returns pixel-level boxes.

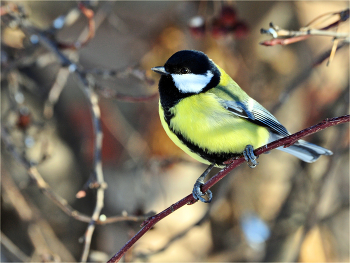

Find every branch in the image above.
[91,66,157,101]
[260,8,350,46]
[135,210,210,259]
[57,2,95,50]
[263,110,348,261]
[269,42,348,114]
[1,231,31,262]
[107,115,349,263]
[2,7,157,261]
[1,168,76,262]
[55,1,115,50]
[1,127,145,225]
[77,78,106,262]
[1,6,152,261]
[261,28,348,43]
[43,67,70,119]
[98,91,158,102]
[294,135,348,261]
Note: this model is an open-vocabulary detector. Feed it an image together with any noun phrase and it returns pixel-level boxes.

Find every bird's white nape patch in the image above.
[172,70,213,93]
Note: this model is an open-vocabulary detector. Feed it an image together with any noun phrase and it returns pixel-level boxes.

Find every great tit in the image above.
[152,50,332,203]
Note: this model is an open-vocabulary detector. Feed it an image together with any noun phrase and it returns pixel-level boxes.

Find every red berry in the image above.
[220,5,237,26]
[233,21,249,38]
[16,107,31,130]
[211,18,228,38]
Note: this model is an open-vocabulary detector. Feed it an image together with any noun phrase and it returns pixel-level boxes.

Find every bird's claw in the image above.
[192,164,214,203]
[192,179,213,203]
[243,145,259,168]
[192,180,213,203]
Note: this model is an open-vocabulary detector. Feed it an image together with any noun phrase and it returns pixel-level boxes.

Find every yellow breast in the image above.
[159,92,270,165]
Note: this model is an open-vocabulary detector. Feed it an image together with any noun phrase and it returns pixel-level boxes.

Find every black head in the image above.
[164,50,215,75]
[152,50,221,110]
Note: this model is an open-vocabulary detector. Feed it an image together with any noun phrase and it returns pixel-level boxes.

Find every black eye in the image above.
[180,67,190,74]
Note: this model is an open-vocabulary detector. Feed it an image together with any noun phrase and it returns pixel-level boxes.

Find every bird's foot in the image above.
[192,164,214,203]
[193,180,213,203]
[243,145,258,168]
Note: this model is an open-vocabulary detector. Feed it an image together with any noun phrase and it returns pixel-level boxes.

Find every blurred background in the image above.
[1,1,349,262]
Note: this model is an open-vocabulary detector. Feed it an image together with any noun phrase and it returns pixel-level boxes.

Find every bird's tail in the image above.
[277,139,333,163]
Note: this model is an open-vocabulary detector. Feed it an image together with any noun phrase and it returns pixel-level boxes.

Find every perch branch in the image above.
[107,115,349,263]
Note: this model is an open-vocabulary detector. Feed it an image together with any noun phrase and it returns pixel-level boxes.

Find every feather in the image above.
[221,97,289,136]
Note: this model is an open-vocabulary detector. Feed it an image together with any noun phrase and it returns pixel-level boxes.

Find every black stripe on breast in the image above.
[163,111,241,164]
[171,126,240,164]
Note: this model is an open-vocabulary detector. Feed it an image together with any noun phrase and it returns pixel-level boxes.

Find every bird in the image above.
[152,50,332,203]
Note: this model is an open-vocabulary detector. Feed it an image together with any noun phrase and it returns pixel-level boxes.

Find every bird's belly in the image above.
[159,95,270,164]
[174,111,269,154]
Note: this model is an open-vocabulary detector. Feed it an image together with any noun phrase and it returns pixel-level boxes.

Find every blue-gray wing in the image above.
[221,98,290,137]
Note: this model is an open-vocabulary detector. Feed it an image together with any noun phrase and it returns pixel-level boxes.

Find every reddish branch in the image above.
[58,2,95,49]
[260,35,310,46]
[107,115,349,263]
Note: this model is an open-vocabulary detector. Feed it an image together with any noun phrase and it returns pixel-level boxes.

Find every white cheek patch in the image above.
[172,70,213,93]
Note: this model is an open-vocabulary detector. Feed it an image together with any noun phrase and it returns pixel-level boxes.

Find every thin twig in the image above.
[1,3,149,229]
[57,2,95,49]
[327,37,339,66]
[57,1,115,50]
[91,66,156,90]
[135,210,210,260]
[313,41,347,67]
[263,95,349,261]
[270,41,348,114]
[1,232,31,262]
[107,115,349,263]
[292,98,349,260]
[78,78,106,262]
[100,100,150,163]
[77,1,115,43]
[43,67,71,119]
[27,223,60,262]
[2,6,139,261]
[263,28,349,39]
[260,9,349,46]
[1,168,76,262]
[292,142,347,262]
[260,35,310,46]
[0,127,147,225]
[100,92,158,102]
[1,126,90,220]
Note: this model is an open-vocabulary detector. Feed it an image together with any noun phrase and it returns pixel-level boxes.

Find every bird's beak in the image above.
[151,66,169,75]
